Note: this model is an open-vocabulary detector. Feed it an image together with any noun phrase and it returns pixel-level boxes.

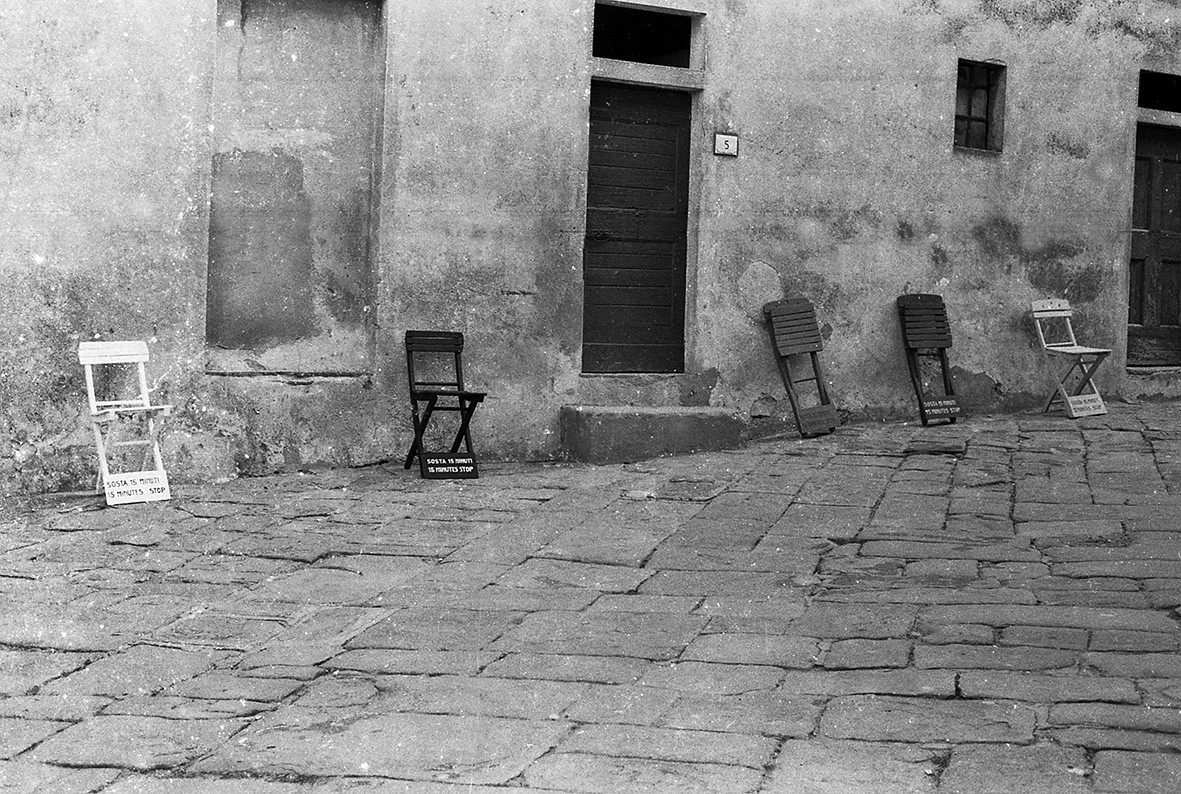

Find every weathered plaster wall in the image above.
[206,0,381,373]
[182,0,396,478]
[694,0,1172,428]
[0,1,217,494]
[3,0,1179,495]
[377,0,593,459]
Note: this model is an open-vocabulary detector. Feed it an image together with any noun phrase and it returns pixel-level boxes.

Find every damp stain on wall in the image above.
[930,244,952,279]
[968,216,1102,303]
[971,216,1022,270]
[1023,241,1105,303]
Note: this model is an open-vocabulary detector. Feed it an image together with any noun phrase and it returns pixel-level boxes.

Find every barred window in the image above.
[955,59,1005,152]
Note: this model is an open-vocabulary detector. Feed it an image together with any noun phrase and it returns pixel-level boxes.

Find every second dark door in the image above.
[1129,124,1181,366]
[582,81,690,373]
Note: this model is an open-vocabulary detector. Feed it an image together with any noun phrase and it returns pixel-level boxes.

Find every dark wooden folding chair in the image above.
[763,296,840,437]
[896,293,961,426]
[1031,298,1110,418]
[403,331,486,479]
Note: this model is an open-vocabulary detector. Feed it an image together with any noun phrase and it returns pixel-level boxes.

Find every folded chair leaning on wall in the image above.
[896,293,961,426]
[762,295,840,437]
[1030,298,1111,418]
[78,340,172,505]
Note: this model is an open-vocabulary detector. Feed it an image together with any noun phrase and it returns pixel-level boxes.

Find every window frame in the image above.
[954,59,1006,154]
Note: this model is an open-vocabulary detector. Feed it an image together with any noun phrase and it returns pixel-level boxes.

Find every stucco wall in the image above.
[0,1,216,493]
[377,0,593,461]
[2,0,1179,495]
[695,0,1154,422]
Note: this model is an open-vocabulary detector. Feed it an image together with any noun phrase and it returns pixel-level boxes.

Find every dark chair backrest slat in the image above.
[897,294,952,349]
[405,330,468,392]
[405,330,465,353]
[765,298,824,354]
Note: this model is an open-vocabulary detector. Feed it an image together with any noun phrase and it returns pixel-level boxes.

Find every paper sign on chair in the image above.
[104,470,171,505]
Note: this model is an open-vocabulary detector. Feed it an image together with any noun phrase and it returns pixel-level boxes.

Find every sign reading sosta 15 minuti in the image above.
[104,470,171,505]
[422,453,478,479]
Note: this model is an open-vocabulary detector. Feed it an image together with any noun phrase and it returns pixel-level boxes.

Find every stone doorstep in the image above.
[560,405,745,464]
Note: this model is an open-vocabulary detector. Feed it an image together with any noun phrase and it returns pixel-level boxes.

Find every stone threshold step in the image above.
[560,405,745,464]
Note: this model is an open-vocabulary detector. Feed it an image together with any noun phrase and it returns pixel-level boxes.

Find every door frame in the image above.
[582,80,692,373]
[580,9,706,378]
[1127,109,1181,368]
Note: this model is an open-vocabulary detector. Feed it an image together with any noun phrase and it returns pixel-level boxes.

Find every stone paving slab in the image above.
[482,652,651,684]
[39,645,222,697]
[820,694,1037,743]
[4,402,1181,792]
[347,607,527,651]
[30,715,244,770]
[1094,750,1181,794]
[939,742,1091,794]
[524,752,764,794]
[957,671,1141,703]
[559,723,778,768]
[660,691,823,736]
[0,649,95,693]
[764,740,940,793]
[192,710,570,785]
[0,761,120,794]
[0,717,67,759]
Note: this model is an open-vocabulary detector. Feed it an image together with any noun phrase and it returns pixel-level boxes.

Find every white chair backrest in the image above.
[78,340,150,365]
[78,341,154,414]
[1031,299,1078,349]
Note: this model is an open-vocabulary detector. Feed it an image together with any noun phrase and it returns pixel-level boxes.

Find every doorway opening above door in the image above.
[592,3,692,67]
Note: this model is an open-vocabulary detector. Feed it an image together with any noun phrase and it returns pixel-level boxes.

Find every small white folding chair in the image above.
[1031,299,1111,418]
[78,341,172,505]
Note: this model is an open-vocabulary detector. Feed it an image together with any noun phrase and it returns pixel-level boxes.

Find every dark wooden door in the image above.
[1129,124,1181,366]
[582,82,690,373]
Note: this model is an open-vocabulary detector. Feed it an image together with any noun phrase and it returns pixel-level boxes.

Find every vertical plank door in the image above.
[582,82,690,373]
[1129,124,1181,366]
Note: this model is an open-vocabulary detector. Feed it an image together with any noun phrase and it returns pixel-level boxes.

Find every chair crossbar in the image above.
[410,388,480,397]
[405,342,466,353]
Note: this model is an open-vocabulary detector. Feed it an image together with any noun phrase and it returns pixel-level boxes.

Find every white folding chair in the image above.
[1031,299,1111,418]
[78,341,172,504]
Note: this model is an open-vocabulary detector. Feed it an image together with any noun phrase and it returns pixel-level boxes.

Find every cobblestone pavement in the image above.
[3,403,1181,793]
